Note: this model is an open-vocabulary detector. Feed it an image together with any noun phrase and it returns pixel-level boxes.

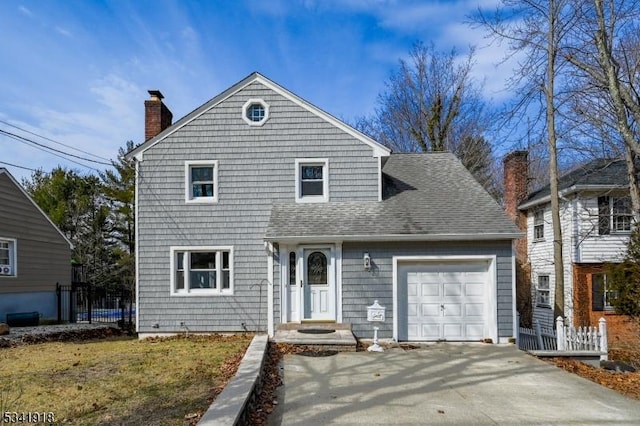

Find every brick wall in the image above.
[573,263,640,349]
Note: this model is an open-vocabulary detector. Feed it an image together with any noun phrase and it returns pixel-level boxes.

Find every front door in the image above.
[303,248,334,320]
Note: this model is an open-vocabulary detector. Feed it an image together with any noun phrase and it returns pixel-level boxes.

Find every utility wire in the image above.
[0,129,111,166]
[0,130,101,172]
[0,119,112,162]
[0,160,37,171]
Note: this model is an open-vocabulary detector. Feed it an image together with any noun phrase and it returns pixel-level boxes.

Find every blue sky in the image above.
[0,0,511,182]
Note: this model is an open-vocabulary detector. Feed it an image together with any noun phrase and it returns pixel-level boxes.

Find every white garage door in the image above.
[404,262,488,341]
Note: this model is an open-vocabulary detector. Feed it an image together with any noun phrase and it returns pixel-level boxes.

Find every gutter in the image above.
[264,232,524,244]
[519,184,628,210]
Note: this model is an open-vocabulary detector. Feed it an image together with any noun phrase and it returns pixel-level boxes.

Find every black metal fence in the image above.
[57,282,134,330]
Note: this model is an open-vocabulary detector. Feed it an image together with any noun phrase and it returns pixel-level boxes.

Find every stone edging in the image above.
[198,334,268,425]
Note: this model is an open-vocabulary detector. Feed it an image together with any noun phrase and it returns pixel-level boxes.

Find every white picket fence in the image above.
[556,316,608,356]
[517,315,608,360]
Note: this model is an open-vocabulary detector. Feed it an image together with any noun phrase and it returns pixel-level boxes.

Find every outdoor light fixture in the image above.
[363,252,371,271]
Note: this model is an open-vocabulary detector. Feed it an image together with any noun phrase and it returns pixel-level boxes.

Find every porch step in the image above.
[273,323,357,351]
[276,322,352,331]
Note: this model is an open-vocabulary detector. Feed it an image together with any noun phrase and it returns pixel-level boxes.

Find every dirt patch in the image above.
[0,325,124,348]
[548,348,640,401]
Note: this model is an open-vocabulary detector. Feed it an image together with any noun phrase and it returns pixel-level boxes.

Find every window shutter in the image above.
[598,196,610,235]
[592,274,605,311]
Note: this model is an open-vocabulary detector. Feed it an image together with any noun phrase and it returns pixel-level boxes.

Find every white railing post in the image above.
[599,317,608,361]
[534,320,544,350]
[556,316,565,351]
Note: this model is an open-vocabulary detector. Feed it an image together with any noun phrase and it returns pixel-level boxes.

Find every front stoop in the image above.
[273,322,357,351]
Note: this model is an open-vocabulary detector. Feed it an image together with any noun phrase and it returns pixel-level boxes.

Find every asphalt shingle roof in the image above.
[523,158,629,206]
[265,153,521,241]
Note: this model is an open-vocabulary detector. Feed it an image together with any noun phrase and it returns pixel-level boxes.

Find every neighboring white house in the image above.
[505,152,635,339]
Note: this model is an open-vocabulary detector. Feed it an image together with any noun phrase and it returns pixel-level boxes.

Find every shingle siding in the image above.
[340,241,514,340]
[136,81,379,332]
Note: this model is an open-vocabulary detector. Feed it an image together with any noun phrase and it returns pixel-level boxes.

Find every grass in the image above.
[0,334,253,425]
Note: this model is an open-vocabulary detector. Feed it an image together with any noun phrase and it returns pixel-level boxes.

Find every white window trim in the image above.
[611,196,633,233]
[536,274,551,307]
[295,158,329,203]
[169,246,234,296]
[0,237,17,278]
[185,160,219,204]
[533,209,545,241]
[242,98,270,126]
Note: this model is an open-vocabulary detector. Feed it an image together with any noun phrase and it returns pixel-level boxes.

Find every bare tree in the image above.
[564,0,640,219]
[475,0,575,320]
[357,41,497,195]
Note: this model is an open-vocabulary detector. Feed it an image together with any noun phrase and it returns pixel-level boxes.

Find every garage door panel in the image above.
[421,283,439,297]
[443,304,462,317]
[422,303,440,316]
[407,282,418,297]
[465,282,484,297]
[465,324,484,339]
[407,303,418,317]
[407,324,419,339]
[420,323,440,339]
[443,323,463,338]
[402,261,490,342]
[465,303,484,318]
[443,282,462,296]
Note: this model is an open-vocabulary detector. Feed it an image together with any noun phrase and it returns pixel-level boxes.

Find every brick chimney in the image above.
[503,150,531,327]
[144,90,173,141]
[503,150,529,225]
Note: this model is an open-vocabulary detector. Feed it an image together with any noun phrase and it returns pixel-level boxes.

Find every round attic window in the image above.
[242,99,270,126]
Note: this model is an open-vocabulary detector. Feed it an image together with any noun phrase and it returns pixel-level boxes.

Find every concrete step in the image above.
[273,323,357,351]
[276,322,352,331]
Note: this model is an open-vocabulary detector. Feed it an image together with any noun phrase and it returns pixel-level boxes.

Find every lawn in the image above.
[0,334,253,425]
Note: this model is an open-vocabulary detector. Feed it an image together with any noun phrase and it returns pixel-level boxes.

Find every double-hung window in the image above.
[171,247,232,295]
[592,273,617,311]
[536,275,550,307]
[295,159,328,203]
[185,160,218,203]
[598,196,632,234]
[0,238,16,277]
[533,209,545,240]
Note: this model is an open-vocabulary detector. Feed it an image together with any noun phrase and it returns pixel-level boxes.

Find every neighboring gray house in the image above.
[0,168,73,322]
[127,72,521,342]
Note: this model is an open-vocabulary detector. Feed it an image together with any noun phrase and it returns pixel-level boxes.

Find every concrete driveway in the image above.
[272,344,640,425]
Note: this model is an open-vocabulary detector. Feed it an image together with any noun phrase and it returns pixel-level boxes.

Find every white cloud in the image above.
[18,5,32,17]
[55,27,72,37]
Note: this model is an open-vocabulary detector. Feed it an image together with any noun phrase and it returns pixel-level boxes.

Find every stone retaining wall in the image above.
[198,334,268,426]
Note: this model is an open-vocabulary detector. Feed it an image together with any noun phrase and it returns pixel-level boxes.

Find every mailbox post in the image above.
[367,300,386,352]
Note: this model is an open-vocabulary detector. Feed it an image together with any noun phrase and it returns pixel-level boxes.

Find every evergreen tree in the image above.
[99,141,136,291]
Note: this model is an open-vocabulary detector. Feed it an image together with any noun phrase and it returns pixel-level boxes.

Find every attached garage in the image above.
[394,257,498,343]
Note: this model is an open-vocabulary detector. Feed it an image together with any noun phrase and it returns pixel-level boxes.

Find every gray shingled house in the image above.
[127,72,521,342]
[0,168,73,323]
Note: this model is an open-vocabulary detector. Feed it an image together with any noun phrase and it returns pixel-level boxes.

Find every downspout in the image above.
[134,157,141,332]
[267,242,274,337]
[511,241,517,341]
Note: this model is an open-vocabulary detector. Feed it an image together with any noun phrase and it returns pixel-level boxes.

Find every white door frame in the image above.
[392,255,497,342]
[280,243,338,323]
[301,245,335,321]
